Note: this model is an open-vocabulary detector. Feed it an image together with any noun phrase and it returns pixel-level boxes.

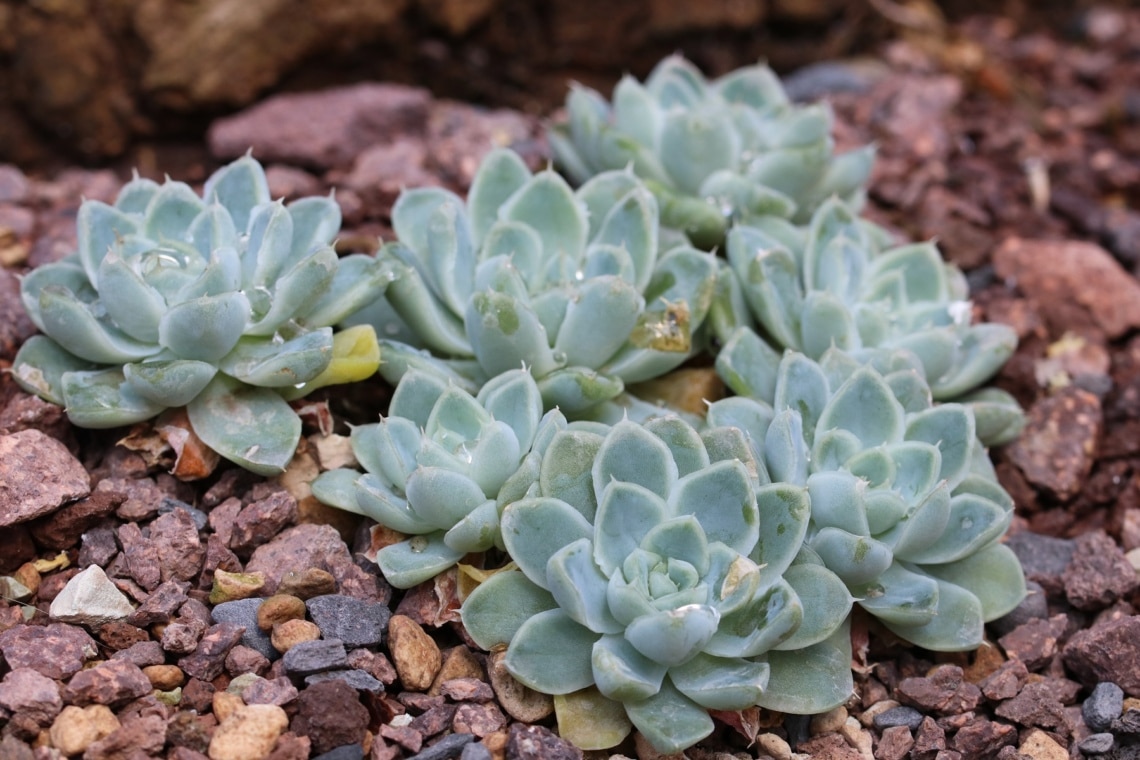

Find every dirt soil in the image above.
[2,7,1140,760]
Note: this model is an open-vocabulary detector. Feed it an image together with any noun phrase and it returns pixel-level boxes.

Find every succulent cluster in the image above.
[12,156,389,473]
[712,198,1023,442]
[364,148,718,414]
[12,53,1028,756]
[461,415,854,751]
[548,55,875,248]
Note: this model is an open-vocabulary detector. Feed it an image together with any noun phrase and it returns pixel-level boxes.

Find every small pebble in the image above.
[406,732,474,760]
[277,567,337,599]
[48,565,135,625]
[304,669,385,692]
[459,741,493,760]
[208,703,289,760]
[307,594,390,648]
[1018,728,1068,760]
[810,705,848,734]
[272,618,322,653]
[142,664,185,690]
[282,638,348,677]
[48,704,119,756]
[486,651,552,723]
[209,569,266,604]
[1078,733,1115,755]
[1084,682,1124,731]
[258,593,307,631]
[388,615,441,691]
[756,733,792,760]
[312,744,365,760]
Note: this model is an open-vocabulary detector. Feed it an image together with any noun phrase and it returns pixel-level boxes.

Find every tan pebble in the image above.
[388,614,441,691]
[963,640,1006,683]
[276,567,336,600]
[482,729,509,760]
[257,593,308,631]
[271,618,321,653]
[212,690,244,723]
[486,650,552,723]
[756,733,792,760]
[428,645,485,695]
[209,570,266,604]
[142,664,185,690]
[1125,697,1140,712]
[226,672,263,695]
[809,705,848,735]
[49,704,119,756]
[208,703,289,760]
[13,562,41,597]
[1019,728,1068,760]
[839,716,872,759]
[857,699,899,728]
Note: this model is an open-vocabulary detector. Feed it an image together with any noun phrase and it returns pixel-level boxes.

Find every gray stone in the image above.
[1084,682,1125,732]
[312,744,365,760]
[872,705,925,732]
[212,598,276,660]
[306,594,390,648]
[1005,532,1076,598]
[48,565,135,625]
[460,742,494,760]
[304,669,384,693]
[407,733,475,760]
[282,639,348,677]
[1078,733,1115,755]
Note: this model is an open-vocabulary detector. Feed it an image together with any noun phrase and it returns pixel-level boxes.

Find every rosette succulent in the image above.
[707,349,1027,654]
[11,155,389,474]
[368,147,718,413]
[548,54,874,248]
[461,415,854,752]
[311,368,563,588]
[713,197,1023,442]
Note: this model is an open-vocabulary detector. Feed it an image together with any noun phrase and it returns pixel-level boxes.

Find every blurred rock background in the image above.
[0,0,1123,168]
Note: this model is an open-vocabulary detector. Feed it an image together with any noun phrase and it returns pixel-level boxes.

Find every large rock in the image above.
[0,429,89,527]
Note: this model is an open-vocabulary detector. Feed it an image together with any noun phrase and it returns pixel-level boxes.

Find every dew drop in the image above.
[409,535,429,553]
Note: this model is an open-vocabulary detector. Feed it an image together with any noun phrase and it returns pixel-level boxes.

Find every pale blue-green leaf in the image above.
[845,448,895,488]
[19,260,93,332]
[923,542,1026,621]
[904,493,1011,565]
[612,75,661,147]
[811,428,863,472]
[593,420,679,501]
[460,569,557,650]
[624,680,715,755]
[931,323,1019,400]
[424,383,491,444]
[391,187,464,263]
[705,577,801,658]
[186,204,239,260]
[77,201,141,282]
[752,483,810,582]
[699,170,797,223]
[881,573,984,651]
[461,419,522,496]
[547,538,623,634]
[713,326,781,403]
[960,387,1025,447]
[539,429,604,520]
[905,404,976,490]
[423,200,476,318]
[242,201,295,286]
[810,527,893,586]
[644,416,709,478]
[659,110,741,196]
[38,286,156,364]
[444,499,501,553]
[868,242,948,303]
[381,259,472,355]
[500,170,588,263]
[176,244,242,301]
[354,472,435,533]
[883,482,952,560]
[405,467,488,531]
[759,620,853,714]
[801,291,858,359]
[624,604,718,667]
[703,543,761,618]
[578,169,644,235]
[863,489,909,537]
[643,247,718,325]
[310,469,364,513]
[535,367,624,414]
[468,148,532,245]
[591,634,667,703]
[142,181,205,241]
[245,246,336,337]
[61,368,165,428]
[476,368,543,450]
[115,174,160,214]
[670,653,769,711]
[376,533,464,589]
[774,351,831,444]
[554,277,642,368]
[852,562,938,626]
[185,375,299,475]
[505,608,598,694]
[726,228,802,349]
[813,145,876,205]
[746,147,828,207]
[96,251,166,342]
[807,470,868,534]
[202,155,270,232]
[216,329,332,387]
[887,441,943,501]
[158,291,250,362]
[706,261,754,348]
[774,563,853,650]
[479,223,544,289]
[501,497,593,589]
[466,291,560,378]
[816,368,904,449]
[646,54,706,106]
[765,409,808,485]
[386,368,446,426]
[374,340,480,392]
[667,460,758,556]
[123,359,217,406]
[10,336,94,405]
[805,235,867,303]
[285,195,340,261]
[715,62,787,108]
[592,186,658,291]
[640,516,711,577]
[548,126,592,188]
[593,481,669,577]
[884,367,933,415]
[893,329,956,391]
[953,473,1013,511]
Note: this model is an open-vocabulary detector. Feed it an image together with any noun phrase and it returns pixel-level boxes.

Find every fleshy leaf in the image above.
[501,497,594,589]
[461,569,557,651]
[186,375,300,475]
[623,680,715,755]
[505,608,598,694]
[376,533,465,589]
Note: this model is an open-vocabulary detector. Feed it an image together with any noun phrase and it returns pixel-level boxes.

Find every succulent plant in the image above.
[461,415,855,752]
[712,197,1023,440]
[366,147,718,413]
[11,155,389,474]
[311,367,564,588]
[706,349,1027,655]
[547,54,874,249]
